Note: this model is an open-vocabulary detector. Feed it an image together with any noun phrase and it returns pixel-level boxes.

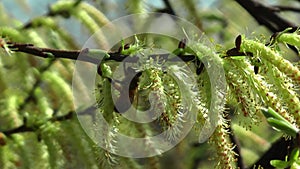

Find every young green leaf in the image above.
[270,160,290,168]
[261,107,288,122]
[290,148,300,162]
[267,118,298,137]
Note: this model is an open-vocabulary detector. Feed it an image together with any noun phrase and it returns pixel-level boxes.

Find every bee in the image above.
[97,41,142,113]
[112,67,142,113]
[97,66,142,113]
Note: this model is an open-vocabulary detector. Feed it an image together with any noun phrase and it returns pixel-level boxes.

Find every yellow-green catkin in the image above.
[193,70,210,133]
[34,88,53,120]
[22,17,77,49]
[60,120,98,169]
[163,73,186,142]
[25,30,48,47]
[11,134,49,169]
[264,62,300,125]
[40,122,64,169]
[101,78,114,121]
[79,2,110,26]
[95,78,119,167]
[226,59,294,124]
[209,123,237,169]
[72,10,108,48]
[53,124,79,169]
[42,71,74,112]
[2,95,22,129]
[277,32,300,49]
[138,68,169,127]
[147,68,171,128]
[0,134,15,169]
[191,41,227,142]
[126,0,146,14]
[225,64,261,128]
[0,27,24,41]
[49,1,108,48]
[240,37,300,85]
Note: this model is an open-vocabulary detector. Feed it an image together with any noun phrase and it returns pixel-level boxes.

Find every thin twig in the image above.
[234,0,299,55]
[5,42,198,64]
[272,5,300,13]
[7,42,99,63]
[161,0,176,15]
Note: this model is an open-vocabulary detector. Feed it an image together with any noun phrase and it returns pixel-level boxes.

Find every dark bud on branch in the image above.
[178,38,187,49]
[235,35,242,50]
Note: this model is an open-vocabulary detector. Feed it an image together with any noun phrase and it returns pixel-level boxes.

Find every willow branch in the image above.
[7,42,99,63]
[157,0,176,16]
[251,137,295,168]
[235,0,296,32]
[5,42,198,64]
[227,119,245,169]
[272,5,300,13]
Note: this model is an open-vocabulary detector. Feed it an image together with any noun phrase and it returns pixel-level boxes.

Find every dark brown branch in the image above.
[5,42,198,64]
[224,112,246,169]
[7,42,99,63]
[157,0,176,16]
[2,125,35,136]
[235,0,296,32]
[229,126,245,169]
[272,5,300,13]
[250,137,295,168]
[76,105,98,116]
[234,0,299,54]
